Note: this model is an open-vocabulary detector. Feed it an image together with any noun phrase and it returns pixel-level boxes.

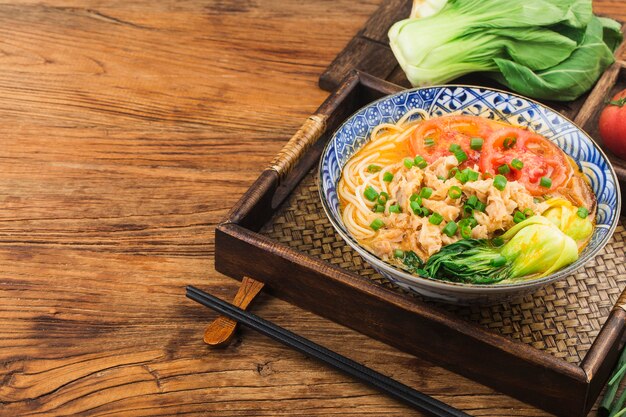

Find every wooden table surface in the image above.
[1,1,625,416]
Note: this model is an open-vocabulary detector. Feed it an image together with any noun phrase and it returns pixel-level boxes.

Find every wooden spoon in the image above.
[203,276,264,347]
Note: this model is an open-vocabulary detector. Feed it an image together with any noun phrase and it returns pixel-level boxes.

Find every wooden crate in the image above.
[215,71,626,417]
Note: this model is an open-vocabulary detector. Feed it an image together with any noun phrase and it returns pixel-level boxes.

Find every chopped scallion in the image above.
[442,221,458,237]
[373,204,385,213]
[393,249,404,258]
[475,201,487,212]
[424,138,435,147]
[540,176,552,188]
[466,169,479,182]
[577,207,589,219]
[370,218,384,231]
[449,143,462,153]
[429,213,443,225]
[511,158,524,170]
[470,137,483,151]
[364,186,378,201]
[448,186,462,199]
[404,158,414,169]
[513,211,526,224]
[414,155,428,169]
[378,192,389,204]
[383,172,394,182]
[466,195,478,208]
[458,218,472,229]
[503,137,517,149]
[410,200,421,214]
[367,164,381,173]
[420,187,433,199]
[455,169,468,184]
[493,174,507,191]
[389,204,401,214]
[454,149,468,164]
[498,164,510,175]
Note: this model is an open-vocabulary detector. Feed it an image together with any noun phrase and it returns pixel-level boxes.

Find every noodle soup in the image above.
[338,113,596,284]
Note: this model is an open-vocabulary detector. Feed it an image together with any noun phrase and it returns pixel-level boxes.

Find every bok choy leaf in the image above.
[492,16,617,101]
[388,0,622,101]
[422,216,579,284]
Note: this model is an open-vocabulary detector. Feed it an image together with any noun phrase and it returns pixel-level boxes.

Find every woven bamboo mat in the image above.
[260,169,626,364]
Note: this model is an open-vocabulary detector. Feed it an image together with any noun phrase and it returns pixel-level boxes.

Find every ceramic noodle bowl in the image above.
[319,86,621,304]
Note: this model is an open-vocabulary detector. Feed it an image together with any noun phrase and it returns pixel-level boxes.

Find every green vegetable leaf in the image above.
[600,346,626,416]
[598,16,624,52]
[543,201,593,241]
[402,250,424,274]
[497,27,577,71]
[422,216,579,283]
[556,0,593,29]
[421,239,510,284]
[388,0,620,101]
[389,0,591,70]
[492,16,616,101]
[501,223,578,278]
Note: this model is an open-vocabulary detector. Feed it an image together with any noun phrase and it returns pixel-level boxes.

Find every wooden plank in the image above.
[215,222,589,417]
[217,71,626,417]
[0,1,623,416]
[361,0,412,43]
[319,0,411,90]
[581,311,626,414]
[319,37,399,92]
[231,71,406,231]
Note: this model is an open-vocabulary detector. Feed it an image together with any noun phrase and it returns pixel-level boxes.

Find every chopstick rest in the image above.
[203,276,264,347]
[186,285,471,417]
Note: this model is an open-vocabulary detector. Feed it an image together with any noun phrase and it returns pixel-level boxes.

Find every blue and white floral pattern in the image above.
[319,86,620,295]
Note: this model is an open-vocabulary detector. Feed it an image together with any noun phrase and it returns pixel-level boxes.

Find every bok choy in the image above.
[422,216,578,284]
[542,198,593,243]
[389,0,623,101]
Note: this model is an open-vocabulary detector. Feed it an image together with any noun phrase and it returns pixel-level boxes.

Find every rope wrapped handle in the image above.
[268,114,328,180]
[614,287,626,313]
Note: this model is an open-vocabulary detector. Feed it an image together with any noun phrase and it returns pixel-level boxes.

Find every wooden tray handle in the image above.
[204,276,265,347]
[613,284,626,314]
[268,114,327,180]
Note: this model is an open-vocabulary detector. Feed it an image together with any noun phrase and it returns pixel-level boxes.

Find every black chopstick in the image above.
[186,285,470,417]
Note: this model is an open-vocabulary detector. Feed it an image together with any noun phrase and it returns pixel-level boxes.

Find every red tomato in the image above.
[480,127,572,196]
[409,116,494,168]
[599,89,626,160]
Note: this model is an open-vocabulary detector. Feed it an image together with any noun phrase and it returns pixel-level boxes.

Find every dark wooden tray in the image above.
[215,71,626,417]
[320,0,626,198]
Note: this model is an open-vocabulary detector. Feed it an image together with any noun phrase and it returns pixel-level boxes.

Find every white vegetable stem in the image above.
[410,0,448,19]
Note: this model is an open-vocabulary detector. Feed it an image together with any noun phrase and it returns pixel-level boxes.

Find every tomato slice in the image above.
[409,116,495,168]
[480,127,572,196]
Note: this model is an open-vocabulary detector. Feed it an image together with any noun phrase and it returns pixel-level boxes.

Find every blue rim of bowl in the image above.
[318,85,622,292]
